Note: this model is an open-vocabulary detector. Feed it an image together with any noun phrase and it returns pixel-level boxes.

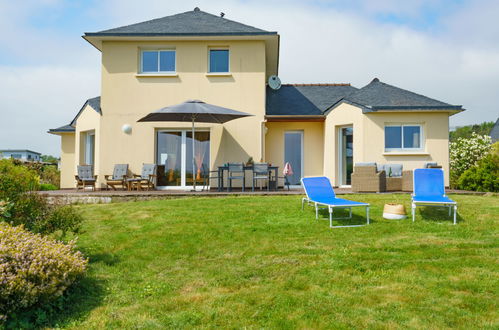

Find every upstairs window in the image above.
[141,50,176,73]
[209,49,229,73]
[385,124,423,151]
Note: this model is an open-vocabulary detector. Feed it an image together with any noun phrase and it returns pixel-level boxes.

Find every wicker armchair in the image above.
[384,164,403,191]
[351,164,386,192]
[402,170,413,192]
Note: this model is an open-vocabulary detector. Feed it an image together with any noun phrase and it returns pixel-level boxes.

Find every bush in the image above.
[37,205,84,238]
[457,143,499,192]
[449,133,492,188]
[7,193,83,239]
[0,222,88,321]
[40,183,58,191]
[20,161,60,189]
[0,159,39,201]
[0,159,83,239]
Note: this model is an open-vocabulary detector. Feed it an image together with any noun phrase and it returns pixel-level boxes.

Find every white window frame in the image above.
[140,49,176,74]
[208,48,230,73]
[384,124,424,152]
[84,131,95,165]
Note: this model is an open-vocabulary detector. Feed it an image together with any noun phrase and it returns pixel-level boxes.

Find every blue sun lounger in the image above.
[412,168,457,224]
[301,176,370,228]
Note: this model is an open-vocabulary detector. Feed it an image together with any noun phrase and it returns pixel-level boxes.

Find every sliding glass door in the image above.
[156,130,210,188]
[284,131,303,185]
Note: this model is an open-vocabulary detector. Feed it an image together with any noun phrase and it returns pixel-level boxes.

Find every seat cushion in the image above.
[355,162,376,167]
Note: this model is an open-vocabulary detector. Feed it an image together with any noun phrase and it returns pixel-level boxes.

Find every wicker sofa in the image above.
[351,163,386,192]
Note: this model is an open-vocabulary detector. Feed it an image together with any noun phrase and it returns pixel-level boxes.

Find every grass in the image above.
[38,194,499,328]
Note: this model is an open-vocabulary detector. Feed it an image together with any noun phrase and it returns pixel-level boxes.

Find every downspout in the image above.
[261,119,267,162]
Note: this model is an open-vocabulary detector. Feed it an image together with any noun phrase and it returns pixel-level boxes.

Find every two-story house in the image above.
[49,8,463,189]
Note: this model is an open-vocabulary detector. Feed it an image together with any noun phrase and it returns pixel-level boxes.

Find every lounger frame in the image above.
[301,178,370,228]
[411,169,457,225]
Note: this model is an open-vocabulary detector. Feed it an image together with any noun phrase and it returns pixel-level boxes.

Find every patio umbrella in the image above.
[137,100,254,190]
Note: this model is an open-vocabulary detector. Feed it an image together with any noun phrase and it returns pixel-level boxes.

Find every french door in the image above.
[156,130,210,189]
[284,131,303,186]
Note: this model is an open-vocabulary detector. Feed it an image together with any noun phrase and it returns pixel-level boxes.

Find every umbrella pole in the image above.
[192,117,196,191]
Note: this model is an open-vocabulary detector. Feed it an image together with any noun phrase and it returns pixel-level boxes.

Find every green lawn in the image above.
[45,194,499,328]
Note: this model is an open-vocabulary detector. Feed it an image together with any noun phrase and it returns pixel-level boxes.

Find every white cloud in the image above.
[0,0,498,156]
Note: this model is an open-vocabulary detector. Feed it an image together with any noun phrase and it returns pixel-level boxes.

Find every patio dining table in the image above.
[217,165,279,191]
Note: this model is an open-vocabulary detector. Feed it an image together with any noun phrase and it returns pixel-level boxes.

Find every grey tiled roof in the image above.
[266,84,358,116]
[490,118,499,142]
[48,125,75,133]
[343,78,463,111]
[49,96,100,134]
[70,96,101,126]
[86,8,276,37]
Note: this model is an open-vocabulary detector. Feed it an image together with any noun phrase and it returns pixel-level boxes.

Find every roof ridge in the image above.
[362,78,453,106]
[93,8,270,34]
[282,83,351,87]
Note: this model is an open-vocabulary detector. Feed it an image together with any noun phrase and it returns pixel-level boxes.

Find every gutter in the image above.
[265,115,325,122]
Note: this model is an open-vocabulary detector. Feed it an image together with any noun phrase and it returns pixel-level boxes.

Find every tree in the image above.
[450,121,495,142]
[41,155,59,164]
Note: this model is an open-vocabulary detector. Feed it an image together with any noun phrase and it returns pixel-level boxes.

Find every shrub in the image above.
[457,143,499,192]
[36,205,84,238]
[0,222,88,321]
[449,133,492,188]
[0,159,82,238]
[8,193,83,239]
[0,159,39,201]
[40,183,58,191]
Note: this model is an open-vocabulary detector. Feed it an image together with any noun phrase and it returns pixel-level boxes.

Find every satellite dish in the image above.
[268,75,281,90]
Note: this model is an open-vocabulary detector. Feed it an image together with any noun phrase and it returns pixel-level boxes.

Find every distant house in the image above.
[0,149,41,162]
[490,119,499,143]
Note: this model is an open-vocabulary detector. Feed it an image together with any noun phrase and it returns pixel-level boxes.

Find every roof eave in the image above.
[265,115,325,122]
[83,33,279,51]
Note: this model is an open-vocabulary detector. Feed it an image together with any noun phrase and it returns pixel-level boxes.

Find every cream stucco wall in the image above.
[265,122,325,179]
[59,133,76,188]
[324,102,451,186]
[95,40,267,187]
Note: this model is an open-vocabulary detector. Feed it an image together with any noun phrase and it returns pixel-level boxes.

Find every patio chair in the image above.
[75,165,97,191]
[104,164,129,191]
[252,162,270,191]
[227,162,245,192]
[411,168,457,224]
[301,176,370,228]
[133,163,157,191]
[201,163,219,191]
[351,163,386,192]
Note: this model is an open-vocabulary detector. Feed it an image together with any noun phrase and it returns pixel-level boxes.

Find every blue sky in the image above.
[0,0,498,156]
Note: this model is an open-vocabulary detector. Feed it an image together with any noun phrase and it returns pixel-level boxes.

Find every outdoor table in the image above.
[217,165,279,191]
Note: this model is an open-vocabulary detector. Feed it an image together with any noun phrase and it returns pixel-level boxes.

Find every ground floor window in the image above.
[385,124,423,152]
[83,131,95,165]
[156,130,210,187]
